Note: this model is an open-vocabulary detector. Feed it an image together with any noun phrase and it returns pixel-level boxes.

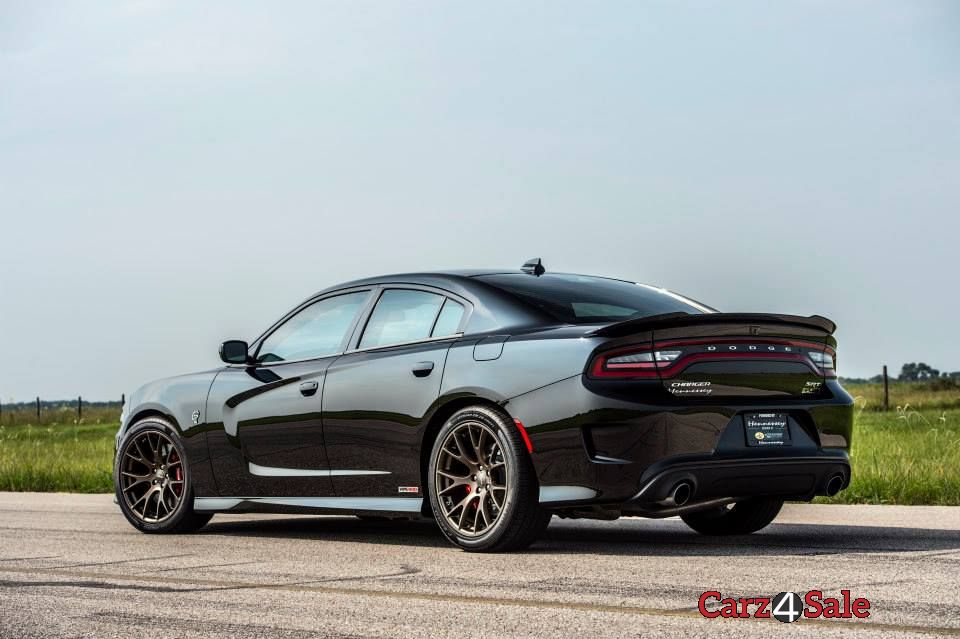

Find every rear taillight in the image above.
[590,339,837,379]
[808,350,837,376]
[606,350,681,367]
[590,346,666,378]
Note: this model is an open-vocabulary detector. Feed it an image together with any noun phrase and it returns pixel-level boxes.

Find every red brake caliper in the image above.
[170,451,183,495]
[465,484,479,509]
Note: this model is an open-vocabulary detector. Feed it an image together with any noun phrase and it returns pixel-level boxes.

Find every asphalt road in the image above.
[1,494,958,639]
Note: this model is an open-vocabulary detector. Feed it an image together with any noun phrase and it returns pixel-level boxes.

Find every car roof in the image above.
[302,270,555,333]
[337,269,516,285]
[332,269,635,288]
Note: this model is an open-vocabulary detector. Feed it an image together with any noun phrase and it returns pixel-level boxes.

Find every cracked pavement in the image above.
[1,493,958,638]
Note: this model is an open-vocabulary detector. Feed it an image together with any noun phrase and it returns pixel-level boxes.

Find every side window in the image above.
[257,291,369,363]
[359,289,445,349]
[431,299,465,337]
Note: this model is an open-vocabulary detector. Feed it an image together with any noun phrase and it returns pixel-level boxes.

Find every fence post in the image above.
[78,395,83,421]
[882,365,889,411]
[36,396,41,423]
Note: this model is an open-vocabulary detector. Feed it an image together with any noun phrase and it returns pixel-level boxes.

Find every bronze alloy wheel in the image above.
[119,430,185,523]
[434,420,509,537]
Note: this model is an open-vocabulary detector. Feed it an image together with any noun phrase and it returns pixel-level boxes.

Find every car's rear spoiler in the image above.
[589,312,837,338]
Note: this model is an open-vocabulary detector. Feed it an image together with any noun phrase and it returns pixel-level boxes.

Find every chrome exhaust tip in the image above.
[825,473,845,497]
[659,481,693,507]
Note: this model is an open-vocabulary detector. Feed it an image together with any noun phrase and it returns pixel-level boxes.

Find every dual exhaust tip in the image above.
[659,472,845,506]
[825,473,845,497]
[659,481,693,507]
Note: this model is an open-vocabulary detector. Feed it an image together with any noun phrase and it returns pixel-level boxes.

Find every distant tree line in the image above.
[842,363,960,384]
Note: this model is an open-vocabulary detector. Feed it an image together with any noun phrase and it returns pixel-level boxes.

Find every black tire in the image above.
[427,406,550,552]
[114,418,213,534]
[680,497,784,536]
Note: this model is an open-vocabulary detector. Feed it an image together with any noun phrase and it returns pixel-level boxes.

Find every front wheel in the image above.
[680,497,784,536]
[427,406,550,552]
[114,419,213,534]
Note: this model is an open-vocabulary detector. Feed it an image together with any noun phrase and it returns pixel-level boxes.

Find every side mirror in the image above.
[219,340,250,364]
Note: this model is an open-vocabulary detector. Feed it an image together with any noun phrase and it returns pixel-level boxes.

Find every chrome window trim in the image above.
[344,332,464,355]
[224,331,467,368]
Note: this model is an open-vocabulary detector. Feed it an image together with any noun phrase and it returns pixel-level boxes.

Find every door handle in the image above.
[411,361,435,378]
[299,381,319,397]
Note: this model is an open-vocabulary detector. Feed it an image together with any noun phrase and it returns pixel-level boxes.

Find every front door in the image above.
[322,288,467,497]
[206,289,372,497]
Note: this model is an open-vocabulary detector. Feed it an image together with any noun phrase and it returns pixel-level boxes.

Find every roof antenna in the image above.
[521,257,545,276]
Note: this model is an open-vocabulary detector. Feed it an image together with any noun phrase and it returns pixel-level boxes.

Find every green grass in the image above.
[0,422,116,493]
[819,406,960,506]
[1,389,959,504]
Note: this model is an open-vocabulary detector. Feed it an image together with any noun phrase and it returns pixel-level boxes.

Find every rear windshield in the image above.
[478,273,713,324]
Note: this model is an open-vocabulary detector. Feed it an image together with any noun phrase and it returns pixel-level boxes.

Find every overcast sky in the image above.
[1,1,958,401]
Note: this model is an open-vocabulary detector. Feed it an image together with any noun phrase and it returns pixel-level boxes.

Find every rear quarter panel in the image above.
[439,328,599,405]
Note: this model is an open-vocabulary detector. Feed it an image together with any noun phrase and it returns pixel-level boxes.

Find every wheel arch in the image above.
[122,405,182,438]
[418,393,515,517]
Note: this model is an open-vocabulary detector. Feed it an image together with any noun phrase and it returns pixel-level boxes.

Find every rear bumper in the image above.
[628,453,850,505]
[508,375,855,508]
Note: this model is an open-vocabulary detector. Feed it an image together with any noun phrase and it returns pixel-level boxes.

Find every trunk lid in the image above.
[591,313,836,399]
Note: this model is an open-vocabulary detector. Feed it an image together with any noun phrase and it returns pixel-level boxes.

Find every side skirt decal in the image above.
[194,496,423,513]
[248,462,391,478]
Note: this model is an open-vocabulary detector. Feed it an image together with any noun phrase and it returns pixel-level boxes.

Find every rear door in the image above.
[322,287,468,497]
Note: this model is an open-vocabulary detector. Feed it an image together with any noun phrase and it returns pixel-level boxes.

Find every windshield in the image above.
[477,273,714,324]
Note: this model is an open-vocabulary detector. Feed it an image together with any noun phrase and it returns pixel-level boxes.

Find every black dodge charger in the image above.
[114,260,853,551]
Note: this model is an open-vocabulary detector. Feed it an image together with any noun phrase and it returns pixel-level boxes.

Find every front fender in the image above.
[117,369,222,498]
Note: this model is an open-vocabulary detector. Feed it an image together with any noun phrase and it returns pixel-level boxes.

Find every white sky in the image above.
[1,1,959,400]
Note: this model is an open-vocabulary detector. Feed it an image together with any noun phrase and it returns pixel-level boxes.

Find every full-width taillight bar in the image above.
[590,339,837,379]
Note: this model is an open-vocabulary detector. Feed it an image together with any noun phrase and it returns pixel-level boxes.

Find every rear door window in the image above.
[359,289,446,349]
[431,299,465,337]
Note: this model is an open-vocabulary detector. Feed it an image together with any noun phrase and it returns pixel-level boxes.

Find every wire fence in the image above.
[0,397,123,427]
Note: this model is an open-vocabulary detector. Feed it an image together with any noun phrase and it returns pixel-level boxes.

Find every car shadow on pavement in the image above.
[533,520,960,557]
[200,515,960,556]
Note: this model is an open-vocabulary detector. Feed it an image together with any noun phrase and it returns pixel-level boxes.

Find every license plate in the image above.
[744,412,791,447]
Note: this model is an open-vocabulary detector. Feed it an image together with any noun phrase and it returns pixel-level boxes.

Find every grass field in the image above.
[846,380,960,412]
[818,407,960,505]
[0,422,116,493]
[1,382,959,503]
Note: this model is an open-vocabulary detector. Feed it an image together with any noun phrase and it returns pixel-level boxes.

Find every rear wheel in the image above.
[427,406,549,552]
[114,419,212,534]
[680,497,784,536]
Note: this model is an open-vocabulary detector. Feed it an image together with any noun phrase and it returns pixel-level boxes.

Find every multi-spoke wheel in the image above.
[435,420,508,537]
[119,429,184,523]
[428,406,551,552]
[114,419,212,533]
